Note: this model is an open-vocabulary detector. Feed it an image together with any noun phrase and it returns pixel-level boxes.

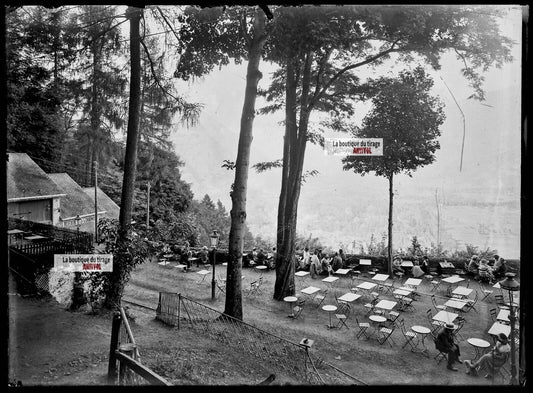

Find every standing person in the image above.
[309,250,321,278]
[464,333,511,378]
[435,324,463,371]
[420,255,430,274]
[181,241,191,269]
[301,247,311,270]
[339,249,346,267]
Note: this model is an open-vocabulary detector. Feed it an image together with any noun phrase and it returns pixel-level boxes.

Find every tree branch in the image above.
[311,39,401,107]
[155,7,181,44]
[239,11,252,47]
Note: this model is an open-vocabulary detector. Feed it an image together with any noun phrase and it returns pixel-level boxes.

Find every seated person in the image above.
[465,333,510,378]
[266,247,276,269]
[320,254,333,276]
[467,255,479,276]
[198,246,209,266]
[180,242,191,269]
[478,259,494,282]
[256,248,266,266]
[435,323,463,371]
[411,259,425,278]
[299,247,311,271]
[392,256,404,275]
[309,250,322,278]
[493,258,508,279]
[331,252,343,272]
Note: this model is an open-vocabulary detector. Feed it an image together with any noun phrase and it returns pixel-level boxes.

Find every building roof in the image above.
[48,173,105,220]
[7,153,66,201]
[83,187,120,219]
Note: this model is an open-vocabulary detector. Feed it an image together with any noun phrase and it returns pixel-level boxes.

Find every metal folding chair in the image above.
[431,295,447,312]
[398,318,418,350]
[378,325,396,347]
[355,316,370,339]
[430,279,441,292]
[293,299,306,319]
[314,289,328,308]
[335,312,349,329]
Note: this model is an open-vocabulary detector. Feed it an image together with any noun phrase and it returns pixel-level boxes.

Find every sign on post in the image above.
[53,254,113,272]
[324,138,383,156]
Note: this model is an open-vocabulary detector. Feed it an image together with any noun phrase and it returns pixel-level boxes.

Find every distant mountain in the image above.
[171,65,521,259]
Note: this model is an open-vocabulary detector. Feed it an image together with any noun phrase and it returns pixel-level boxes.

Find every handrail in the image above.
[114,351,172,386]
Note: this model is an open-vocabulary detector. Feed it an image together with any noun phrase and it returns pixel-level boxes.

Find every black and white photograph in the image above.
[5,4,526,386]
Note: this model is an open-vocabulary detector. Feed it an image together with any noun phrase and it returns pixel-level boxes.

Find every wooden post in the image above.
[146,182,150,229]
[118,343,137,385]
[107,311,121,384]
[177,293,181,330]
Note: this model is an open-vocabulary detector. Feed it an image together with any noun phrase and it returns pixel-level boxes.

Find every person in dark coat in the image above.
[435,323,463,371]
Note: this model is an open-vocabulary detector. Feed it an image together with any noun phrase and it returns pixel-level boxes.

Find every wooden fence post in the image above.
[118,343,137,385]
[107,311,121,384]
[177,293,181,330]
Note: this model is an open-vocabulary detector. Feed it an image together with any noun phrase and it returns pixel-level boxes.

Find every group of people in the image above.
[435,323,511,378]
[297,248,347,278]
[467,254,508,283]
[245,247,277,269]
[392,255,430,278]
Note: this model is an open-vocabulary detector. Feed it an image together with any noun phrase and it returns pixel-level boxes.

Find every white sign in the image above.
[324,138,383,156]
[53,254,113,272]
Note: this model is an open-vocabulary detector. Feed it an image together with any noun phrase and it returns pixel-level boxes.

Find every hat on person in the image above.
[203,246,207,250]
[445,323,455,330]
[497,333,509,344]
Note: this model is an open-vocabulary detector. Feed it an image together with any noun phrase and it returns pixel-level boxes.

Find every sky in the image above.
[169,5,524,258]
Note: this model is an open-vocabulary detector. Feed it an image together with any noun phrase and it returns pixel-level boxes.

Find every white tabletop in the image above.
[467,338,491,348]
[398,286,414,292]
[301,286,321,295]
[444,299,468,310]
[338,292,361,303]
[197,270,210,275]
[158,261,171,266]
[493,282,501,288]
[372,274,390,282]
[359,259,372,265]
[295,271,310,277]
[322,305,337,312]
[496,309,510,323]
[405,278,422,286]
[452,286,473,296]
[357,281,377,290]
[322,276,339,283]
[25,235,47,240]
[369,315,386,323]
[284,296,298,302]
[255,265,268,270]
[393,289,411,297]
[442,276,464,284]
[412,325,431,334]
[488,322,511,337]
[432,310,459,324]
[375,300,397,311]
[8,229,24,234]
[334,268,351,275]
[174,264,187,269]
[401,261,414,267]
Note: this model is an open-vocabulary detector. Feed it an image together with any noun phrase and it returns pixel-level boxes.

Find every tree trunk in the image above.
[273,55,311,301]
[387,173,394,275]
[119,7,142,231]
[105,6,142,310]
[224,8,266,320]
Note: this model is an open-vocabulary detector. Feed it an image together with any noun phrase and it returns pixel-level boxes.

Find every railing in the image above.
[156,292,365,385]
[8,217,93,253]
[108,308,171,386]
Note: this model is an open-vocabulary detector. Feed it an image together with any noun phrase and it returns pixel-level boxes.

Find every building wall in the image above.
[7,199,53,224]
[52,198,61,225]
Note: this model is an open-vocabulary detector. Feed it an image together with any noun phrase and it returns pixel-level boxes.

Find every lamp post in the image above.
[75,215,81,250]
[210,230,219,300]
[498,272,520,385]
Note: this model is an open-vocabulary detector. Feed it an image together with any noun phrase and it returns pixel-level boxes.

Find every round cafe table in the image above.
[283,296,298,318]
[322,305,338,329]
[255,265,267,277]
[411,325,431,356]
[369,314,387,337]
[467,338,491,361]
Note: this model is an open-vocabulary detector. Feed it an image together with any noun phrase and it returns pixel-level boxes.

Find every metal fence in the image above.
[155,292,364,385]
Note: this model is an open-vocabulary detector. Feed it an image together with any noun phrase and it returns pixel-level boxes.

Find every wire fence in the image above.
[155,292,364,385]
